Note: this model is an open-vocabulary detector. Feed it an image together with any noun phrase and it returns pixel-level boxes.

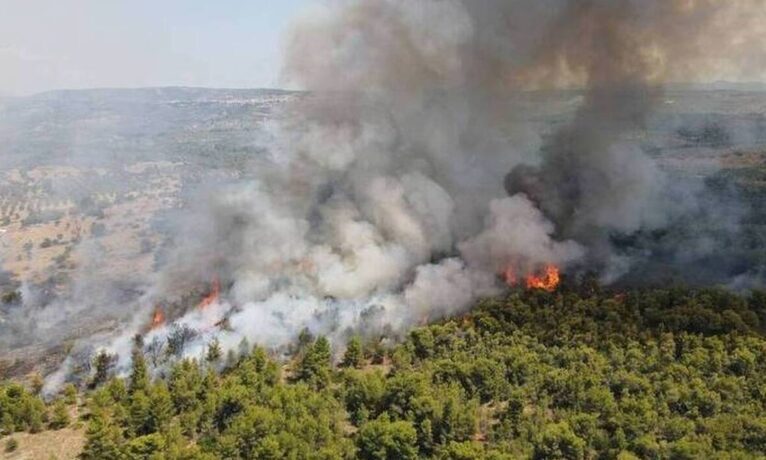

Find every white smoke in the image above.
[43,0,766,385]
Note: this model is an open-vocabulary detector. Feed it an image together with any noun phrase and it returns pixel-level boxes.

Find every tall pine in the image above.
[296,336,332,390]
[81,409,123,460]
[129,348,149,395]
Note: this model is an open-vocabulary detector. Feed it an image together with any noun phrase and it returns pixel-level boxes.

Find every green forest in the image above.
[3,285,766,459]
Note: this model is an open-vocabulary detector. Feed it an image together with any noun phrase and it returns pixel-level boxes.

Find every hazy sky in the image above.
[0,0,314,95]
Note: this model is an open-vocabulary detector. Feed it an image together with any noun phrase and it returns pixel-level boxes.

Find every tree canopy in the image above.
[3,285,766,459]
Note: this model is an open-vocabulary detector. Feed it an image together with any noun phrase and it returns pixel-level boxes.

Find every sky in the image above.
[0,0,315,96]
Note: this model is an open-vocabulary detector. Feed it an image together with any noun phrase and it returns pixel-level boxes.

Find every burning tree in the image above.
[504,264,561,292]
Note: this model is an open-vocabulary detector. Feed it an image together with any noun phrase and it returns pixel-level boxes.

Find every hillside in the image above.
[3,285,766,459]
[2,87,766,378]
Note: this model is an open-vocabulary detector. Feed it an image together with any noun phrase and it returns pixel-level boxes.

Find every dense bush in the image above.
[0,383,46,434]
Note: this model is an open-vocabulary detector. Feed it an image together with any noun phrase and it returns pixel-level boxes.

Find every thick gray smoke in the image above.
[276,0,766,282]
[500,0,765,280]
[28,0,766,387]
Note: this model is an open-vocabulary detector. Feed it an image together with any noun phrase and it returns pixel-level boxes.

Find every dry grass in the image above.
[1,427,85,460]
[0,163,181,286]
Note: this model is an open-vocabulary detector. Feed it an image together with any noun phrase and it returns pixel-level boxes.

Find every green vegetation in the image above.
[342,336,365,370]
[63,383,78,405]
[50,399,71,429]
[0,382,46,434]
[4,285,766,459]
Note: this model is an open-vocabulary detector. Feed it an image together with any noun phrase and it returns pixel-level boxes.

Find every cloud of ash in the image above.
[29,0,766,385]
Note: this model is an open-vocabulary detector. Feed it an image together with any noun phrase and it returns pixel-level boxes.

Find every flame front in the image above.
[504,264,560,292]
[151,306,166,329]
[525,265,560,291]
[198,276,221,310]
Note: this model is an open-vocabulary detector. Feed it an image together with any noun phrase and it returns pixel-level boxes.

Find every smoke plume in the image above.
[150,0,764,354]
[5,0,766,386]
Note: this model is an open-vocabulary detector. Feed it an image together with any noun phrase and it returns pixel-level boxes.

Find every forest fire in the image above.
[150,306,166,329]
[525,265,560,291]
[197,276,221,310]
[504,264,561,292]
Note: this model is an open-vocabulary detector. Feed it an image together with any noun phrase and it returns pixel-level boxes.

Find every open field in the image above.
[1,427,85,460]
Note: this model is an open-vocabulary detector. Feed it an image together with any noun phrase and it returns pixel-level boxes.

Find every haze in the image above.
[0,0,313,96]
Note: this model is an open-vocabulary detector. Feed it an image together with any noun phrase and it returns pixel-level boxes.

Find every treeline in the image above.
[3,286,766,459]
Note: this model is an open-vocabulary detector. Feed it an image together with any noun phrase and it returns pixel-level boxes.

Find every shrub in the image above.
[5,438,18,453]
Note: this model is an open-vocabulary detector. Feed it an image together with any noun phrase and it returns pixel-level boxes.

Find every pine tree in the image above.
[129,348,149,395]
[124,433,166,459]
[225,349,238,370]
[342,336,365,369]
[81,410,124,460]
[91,350,116,389]
[148,383,174,434]
[63,383,77,405]
[50,399,70,429]
[296,336,332,389]
[206,338,222,364]
[297,327,315,354]
[25,397,44,433]
[106,378,128,405]
[129,390,152,436]
[356,416,419,460]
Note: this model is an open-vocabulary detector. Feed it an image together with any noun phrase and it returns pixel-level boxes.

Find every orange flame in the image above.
[525,265,560,292]
[198,276,221,310]
[503,264,560,292]
[151,306,166,329]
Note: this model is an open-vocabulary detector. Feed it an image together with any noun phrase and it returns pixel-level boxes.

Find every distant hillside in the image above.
[28,86,300,101]
[0,87,303,169]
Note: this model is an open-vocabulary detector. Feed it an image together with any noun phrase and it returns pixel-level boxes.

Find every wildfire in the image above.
[197,276,221,310]
[150,306,166,329]
[504,264,561,292]
[525,265,560,291]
